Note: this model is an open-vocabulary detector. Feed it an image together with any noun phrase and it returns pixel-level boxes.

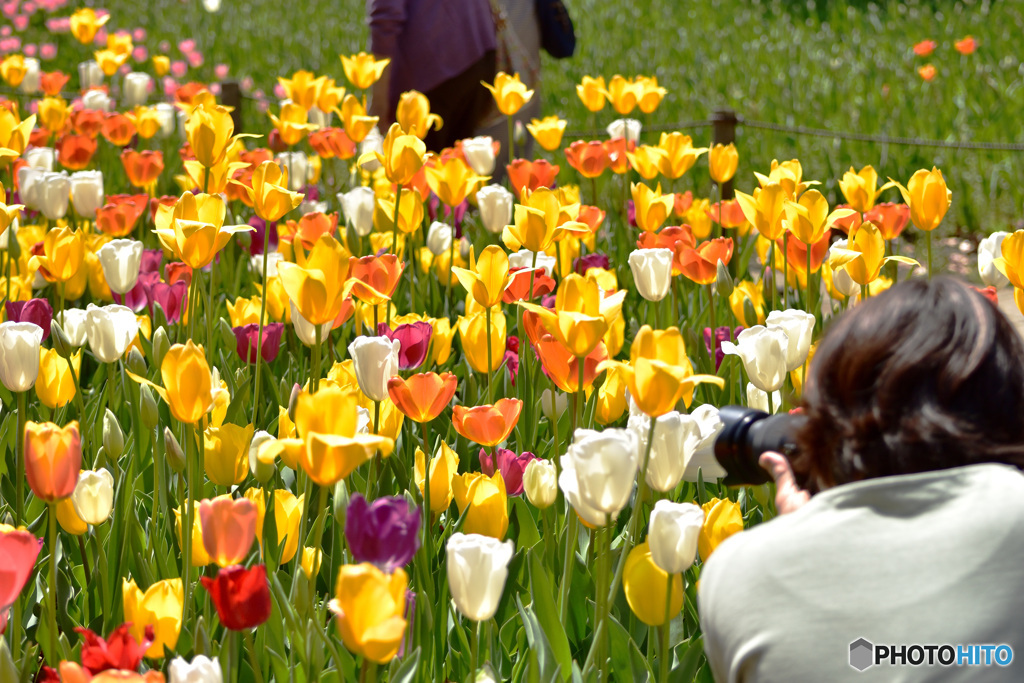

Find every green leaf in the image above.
[607,614,653,682]
[527,549,572,681]
[516,595,558,682]
[512,496,541,549]
[670,636,706,683]
[388,647,421,683]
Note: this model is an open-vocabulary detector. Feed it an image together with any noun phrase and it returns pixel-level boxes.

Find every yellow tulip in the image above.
[753,158,815,200]
[338,94,379,144]
[315,78,347,113]
[37,97,70,136]
[395,90,443,138]
[340,52,390,90]
[127,106,164,140]
[594,362,629,425]
[576,75,607,112]
[635,75,667,114]
[657,132,708,179]
[623,541,683,626]
[783,189,856,246]
[185,101,237,169]
[56,497,88,535]
[891,167,951,232]
[735,183,788,241]
[277,234,351,325]
[631,182,674,233]
[729,280,766,326]
[175,502,212,566]
[94,49,128,77]
[269,102,317,147]
[29,227,85,284]
[414,441,460,514]
[425,156,485,208]
[525,116,567,151]
[452,471,509,539]
[839,165,893,213]
[204,423,255,487]
[502,186,585,253]
[1,55,29,89]
[330,563,408,664]
[451,245,510,309]
[829,222,918,286]
[359,122,425,186]
[161,341,213,424]
[123,577,184,658]
[698,498,744,561]
[278,70,325,111]
[301,547,322,580]
[154,192,252,269]
[245,160,305,222]
[0,107,35,156]
[521,273,625,358]
[456,309,507,373]
[226,295,266,327]
[245,488,304,564]
[994,230,1024,289]
[626,145,668,180]
[153,56,170,77]
[0,183,22,235]
[294,383,361,439]
[70,8,110,45]
[482,72,534,116]
[36,349,80,409]
[374,190,425,235]
[356,394,405,440]
[708,143,739,184]
[604,75,639,115]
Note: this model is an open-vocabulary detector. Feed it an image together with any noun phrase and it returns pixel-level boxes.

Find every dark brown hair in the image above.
[794,276,1024,493]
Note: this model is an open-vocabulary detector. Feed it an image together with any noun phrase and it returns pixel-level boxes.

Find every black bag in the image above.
[536,0,575,59]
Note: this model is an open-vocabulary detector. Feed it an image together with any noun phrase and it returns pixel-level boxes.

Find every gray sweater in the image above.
[699,463,1024,682]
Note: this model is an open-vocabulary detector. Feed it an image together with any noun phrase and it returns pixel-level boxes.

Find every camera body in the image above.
[714,406,807,486]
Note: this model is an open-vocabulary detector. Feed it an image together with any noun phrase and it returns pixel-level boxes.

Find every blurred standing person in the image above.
[367,0,497,151]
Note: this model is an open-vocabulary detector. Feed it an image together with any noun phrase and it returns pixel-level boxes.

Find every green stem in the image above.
[471,618,481,678]
[311,324,322,393]
[557,513,578,627]
[309,485,329,611]
[660,573,673,682]
[243,630,266,683]
[182,422,196,624]
[607,417,657,607]
[47,502,58,663]
[806,238,812,315]
[15,390,25,526]
[706,284,716,360]
[485,305,493,399]
[252,226,272,426]
[421,420,432,568]
[507,115,515,171]
[445,222,456,317]
[389,184,403,328]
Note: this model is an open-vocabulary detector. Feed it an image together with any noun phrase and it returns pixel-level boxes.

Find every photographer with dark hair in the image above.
[699,277,1024,681]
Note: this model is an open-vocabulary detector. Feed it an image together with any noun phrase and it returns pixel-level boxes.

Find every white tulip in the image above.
[37,171,70,221]
[648,500,704,574]
[628,248,674,302]
[508,249,557,278]
[251,251,283,279]
[746,383,782,414]
[18,58,40,94]
[765,309,815,372]
[681,404,727,482]
[979,232,1010,288]
[248,431,277,484]
[155,103,178,138]
[299,200,328,216]
[84,304,140,363]
[0,322,43,392]
[82,88,112,112]
[539,388,567,423]
[559,428,639,525]
[202,0,222,12]
[828,239,861,298]
[462,136,496,176]
[348,336,401,402]
[476,184,514,235]
[607,118,642,145]
[426,221,453,256]
[356,406,371,434]
[78,60,103,91]
[446,532,514,622]
[56,309,88,347]
[169,654,224,683]
[358,127,384,172]
[97,239,144,294]
[339,186,376,237]
[17,166,43,210]
[308,107,331,129]
[71,469,115,525]
[289,301,332,347]
[24,147,55,171]
[275,152,307,191]
[122,72,152,108]
[721,325,789,393]
[70,170,104,217]
[522,459,557,509]
[628,410,701,492]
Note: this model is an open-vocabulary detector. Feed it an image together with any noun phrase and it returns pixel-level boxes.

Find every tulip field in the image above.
[0,1,1021,683]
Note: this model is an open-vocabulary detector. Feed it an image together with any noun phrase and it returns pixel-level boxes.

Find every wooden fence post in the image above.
[712,109,738,198]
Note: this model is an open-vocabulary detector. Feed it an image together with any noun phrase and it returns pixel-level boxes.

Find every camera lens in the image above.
[714,406,807,486]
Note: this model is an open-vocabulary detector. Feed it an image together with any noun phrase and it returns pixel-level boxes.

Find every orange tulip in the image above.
[706,200,748,229]
[577,205,606,235]
[506,159,559,199]
[40,71,70,97]
[502,267,555,303]
[25,420,82,502]
[387,372,458,422]
[199,496,257,568]
[534,335,608,393]
[100,112,136,147]
[864,202,910,241]
[604,137,633,175]
[96,197,147,237]
[284,211,338,251]
[918,64,936,81]
[346,254,404,305]
[57,134,98,171]
[72,109,105,139]
[778,230,830,278]
[121,149,164,191]
[452,398,522,448]
[677,238,734,285]
[564,140,610,179]
[310,127,357,160]
[954,36,976,55]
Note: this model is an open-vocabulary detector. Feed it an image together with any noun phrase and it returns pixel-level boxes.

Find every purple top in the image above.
[368,0,496,109]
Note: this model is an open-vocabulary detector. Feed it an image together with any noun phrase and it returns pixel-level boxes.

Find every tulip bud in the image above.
[50,320,74,360]
[332,479,350,526]
[193,616,211,658]
[287,383,301,422]
[164,427,186,474]
[140,384,159,430]
[508,249,557,278]
[234,367,246,389]
[460,236,472,260]
[103,409,124,460]
[716,260,734,298]
[169,654,223,683]
[522,459,557,509]
[743,297,757,329]
[235,231,252,249]
[84,304,140,364]
[151,327,170,369]
[248,430,276,484]
[539,389,567,423]
[559,428,640,526]
[513,120,526,147]
[765,309,815,372]
[71,469,115,525]
[155,102,178,138]
[721,326,789,393]
[647,500,704,574]
[25,146,55,171]
[607,118,642,145]
[38,171,70,221]
[82,88,112,112]
[126,347,147,376]
[217,318,235,349]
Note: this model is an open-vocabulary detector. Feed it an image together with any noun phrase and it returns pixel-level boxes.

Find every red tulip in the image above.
[201,564,273,631]
[0,529,41,614]
[75,623,154,674]
[503,267,555,304]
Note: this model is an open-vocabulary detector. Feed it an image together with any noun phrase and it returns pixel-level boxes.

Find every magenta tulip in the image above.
[233,323,284,363]
[377,322,432,370]
[6,299,53,341]
[479,448,538,496]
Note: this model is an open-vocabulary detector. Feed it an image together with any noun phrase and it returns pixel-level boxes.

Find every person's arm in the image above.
[366,0,404,123]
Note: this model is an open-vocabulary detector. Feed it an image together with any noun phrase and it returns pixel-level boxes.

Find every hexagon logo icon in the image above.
[849,638,874,671]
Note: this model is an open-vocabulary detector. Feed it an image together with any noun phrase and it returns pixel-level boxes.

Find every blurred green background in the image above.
[63,0,1024,234]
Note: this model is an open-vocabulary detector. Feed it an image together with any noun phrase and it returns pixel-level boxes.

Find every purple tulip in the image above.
[139,249,163,274]
[6,299,53,340]
[479,448,538,496]
[627,199,637,228]
[704,325,743,371]
[113,271,159,312]
[377,322,432,370]
[247,216,278,256]
[233,323,284,363]
[147,279,188,323]
[574,252,610,275]
[345,494,421,573]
